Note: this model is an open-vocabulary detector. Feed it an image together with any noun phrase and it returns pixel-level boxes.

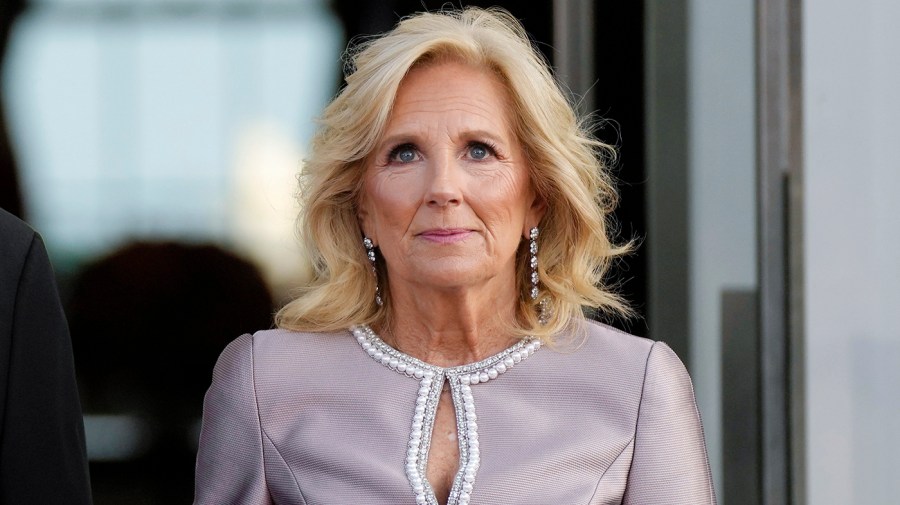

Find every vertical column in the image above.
[552,0,594,115]
[756,0,804,503]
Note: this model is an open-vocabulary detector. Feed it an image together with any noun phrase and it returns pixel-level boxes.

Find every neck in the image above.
[381,279,519,367]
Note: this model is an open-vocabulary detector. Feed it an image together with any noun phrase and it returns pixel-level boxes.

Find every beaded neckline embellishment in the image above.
[351,325,542,505]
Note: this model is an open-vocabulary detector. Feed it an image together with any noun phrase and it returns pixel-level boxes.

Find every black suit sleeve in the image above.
[0,211,93,504]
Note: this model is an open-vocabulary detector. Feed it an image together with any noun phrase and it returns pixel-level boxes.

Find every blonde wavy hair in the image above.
[275,6,631,340]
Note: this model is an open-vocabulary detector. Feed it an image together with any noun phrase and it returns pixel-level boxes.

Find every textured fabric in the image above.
[194,320,716,505]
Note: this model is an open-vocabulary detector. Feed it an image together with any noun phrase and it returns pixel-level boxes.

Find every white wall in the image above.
[804,1,900,503]
[687,0,757,495]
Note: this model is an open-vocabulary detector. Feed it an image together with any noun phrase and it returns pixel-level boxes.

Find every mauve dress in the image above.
[193,319,717,505]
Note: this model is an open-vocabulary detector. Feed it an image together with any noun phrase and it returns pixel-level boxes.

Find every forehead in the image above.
[386,61,515,134]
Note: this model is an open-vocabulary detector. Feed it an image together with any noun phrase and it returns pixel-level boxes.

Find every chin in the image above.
[406,264,499,291]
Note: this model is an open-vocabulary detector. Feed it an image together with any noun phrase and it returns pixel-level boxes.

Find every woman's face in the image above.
[358,61,545,295]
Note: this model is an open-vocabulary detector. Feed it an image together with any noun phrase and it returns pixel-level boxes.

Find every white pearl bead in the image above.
[353,325,544,504]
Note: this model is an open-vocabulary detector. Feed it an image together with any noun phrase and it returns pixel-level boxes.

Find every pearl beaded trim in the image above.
[350,325,542,505]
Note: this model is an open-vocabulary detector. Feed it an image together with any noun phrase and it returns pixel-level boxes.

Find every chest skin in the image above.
[427,386,461,504]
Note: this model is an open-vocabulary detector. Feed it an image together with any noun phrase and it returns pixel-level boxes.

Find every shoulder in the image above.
[540,320,690,398]
[578,319,655,355]
[0,207,35,243]
[552,319,656,373]
[248,327,355,361]
[576,319,686,371]
[0,208,39,276]
[0,209,54,334]
[574,322,698,413]
[207,328,371,425]
[212,327,358,379]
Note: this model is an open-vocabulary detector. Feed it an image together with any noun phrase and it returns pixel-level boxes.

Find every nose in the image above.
[424,152,462,207]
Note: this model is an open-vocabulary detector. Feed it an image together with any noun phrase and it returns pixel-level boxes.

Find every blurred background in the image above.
[1,0,898,504]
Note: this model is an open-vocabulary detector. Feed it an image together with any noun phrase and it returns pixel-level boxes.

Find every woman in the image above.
[194,7,716,505]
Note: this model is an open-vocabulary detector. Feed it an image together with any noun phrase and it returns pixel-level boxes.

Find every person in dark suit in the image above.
[0,207,93,504]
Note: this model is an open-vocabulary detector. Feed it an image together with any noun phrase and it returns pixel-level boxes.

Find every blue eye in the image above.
[469,143,495,160]
[389,144,417,163]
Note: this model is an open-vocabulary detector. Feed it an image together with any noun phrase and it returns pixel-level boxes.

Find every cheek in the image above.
[365,175,421,230]
[492,172,531,216]
[473,169,532,229]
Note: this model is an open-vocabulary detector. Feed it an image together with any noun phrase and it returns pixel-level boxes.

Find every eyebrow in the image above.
[376,129,511,151]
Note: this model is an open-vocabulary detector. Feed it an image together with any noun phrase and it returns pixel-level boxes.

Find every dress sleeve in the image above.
[622,341,717,504]
[193,333,272,504]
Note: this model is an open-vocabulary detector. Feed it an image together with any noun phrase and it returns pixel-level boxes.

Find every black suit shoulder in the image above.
[0,207,38,302]
[0,206,40,379]
[0,207,93,505]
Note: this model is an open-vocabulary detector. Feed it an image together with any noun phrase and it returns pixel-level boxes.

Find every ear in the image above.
[523,191,548,238]
[357,194,376,244]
